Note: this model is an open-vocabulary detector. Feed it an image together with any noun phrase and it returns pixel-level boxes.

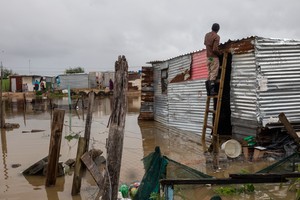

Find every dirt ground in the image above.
[2,92,36,99]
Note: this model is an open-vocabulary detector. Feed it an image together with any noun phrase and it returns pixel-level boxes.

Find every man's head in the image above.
[212,23,220,32]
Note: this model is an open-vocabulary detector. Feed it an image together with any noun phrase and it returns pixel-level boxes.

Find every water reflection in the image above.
[1,128,9,193]
[0,94,143,200]
[138,120,207,173]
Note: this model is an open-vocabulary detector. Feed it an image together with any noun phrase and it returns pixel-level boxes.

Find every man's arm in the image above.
[212,36,221,56]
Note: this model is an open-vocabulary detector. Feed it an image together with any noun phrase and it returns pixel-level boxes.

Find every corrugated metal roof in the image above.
[220,36,256,54]
[147,49,205,64]
[147,36,257,64]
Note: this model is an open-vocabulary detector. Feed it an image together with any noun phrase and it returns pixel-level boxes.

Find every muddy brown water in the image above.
[0,96,297,200]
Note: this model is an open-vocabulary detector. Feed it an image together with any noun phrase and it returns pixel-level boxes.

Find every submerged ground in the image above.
[0,95,297,200]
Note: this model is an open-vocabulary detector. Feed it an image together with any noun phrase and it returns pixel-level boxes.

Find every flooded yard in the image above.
[0,95,298,200]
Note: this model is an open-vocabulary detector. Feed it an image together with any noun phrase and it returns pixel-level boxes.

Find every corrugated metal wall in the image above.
[152,53,213,135]
[58,74,89,90]
[89,72,97,88]
[102,71,115,87]
[168,80,211,134]
[256,37,300,125]
[191,50,208,80]
[230,37,300,138]
[230,51,258,138]
[153,62,169,125]
[168,55,191,82]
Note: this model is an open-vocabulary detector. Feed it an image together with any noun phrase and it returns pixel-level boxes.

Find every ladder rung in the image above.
[206,125,214,129]
[208,109,216,114]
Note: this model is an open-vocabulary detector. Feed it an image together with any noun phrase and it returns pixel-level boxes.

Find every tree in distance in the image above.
[65,67,85,74]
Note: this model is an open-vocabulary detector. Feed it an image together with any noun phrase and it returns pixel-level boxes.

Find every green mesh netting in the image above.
[164,156,213,179]
[134,147,213,200]
[134,146,168,200]
[256,152,300,174]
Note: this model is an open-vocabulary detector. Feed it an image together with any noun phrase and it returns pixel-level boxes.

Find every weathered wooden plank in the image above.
[160,175,288,186]
[71,137,86,195]
[81,151,104,187]
[22,156,48,175]
[45,109,65,187]
[230,173,300,179]
[279,112,300,145]
[84,92,94,152]
[102,55,128,200]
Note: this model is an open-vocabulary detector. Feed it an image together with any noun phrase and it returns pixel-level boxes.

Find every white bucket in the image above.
[221,139,242,158]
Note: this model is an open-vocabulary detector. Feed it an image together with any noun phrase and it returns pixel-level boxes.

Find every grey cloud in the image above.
[1,0,300,75]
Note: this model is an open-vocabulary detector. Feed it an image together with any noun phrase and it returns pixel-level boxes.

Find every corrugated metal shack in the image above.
[88,71,115,89]
[9,75,52,92]
[142,36,300,139]
[224,36,300,139]
[145,50,215,134]
[56,73,89,90]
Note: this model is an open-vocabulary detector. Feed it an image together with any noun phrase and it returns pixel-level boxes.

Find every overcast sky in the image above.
[1,0,300,76]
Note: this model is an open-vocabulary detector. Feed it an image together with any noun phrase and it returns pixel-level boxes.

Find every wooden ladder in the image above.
[201,52,228,156]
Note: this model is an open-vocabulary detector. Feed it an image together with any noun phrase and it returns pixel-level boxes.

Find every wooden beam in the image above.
[81,151,104,187]
[102,55,128,200]
[45,109,65,187]
[160,175,288,186]
[278,112,300,145]
[84,92,94,152]
[230,173,300,179]
[71,137,86,195]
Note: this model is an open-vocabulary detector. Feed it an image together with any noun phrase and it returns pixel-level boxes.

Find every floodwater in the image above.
[0,95,297,200]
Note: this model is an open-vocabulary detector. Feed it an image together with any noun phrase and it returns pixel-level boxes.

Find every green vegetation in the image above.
[214,169,255,196]
[1,79,9,92]
[2,67,17,79]
[150,192,163,200]
[65,67,85,74]
[289,178,300,200]
[214,184,255,195]
[48,90,66,98]
[35,91,43,96]
[64,133,80,142]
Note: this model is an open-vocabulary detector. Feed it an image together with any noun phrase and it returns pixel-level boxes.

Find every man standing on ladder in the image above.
[204,23,222,96]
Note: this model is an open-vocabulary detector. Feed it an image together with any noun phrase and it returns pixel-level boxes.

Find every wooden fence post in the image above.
[71,137,86,195]
[45,109,65,187]
[102,55,128,199]
[84,92,94,152]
